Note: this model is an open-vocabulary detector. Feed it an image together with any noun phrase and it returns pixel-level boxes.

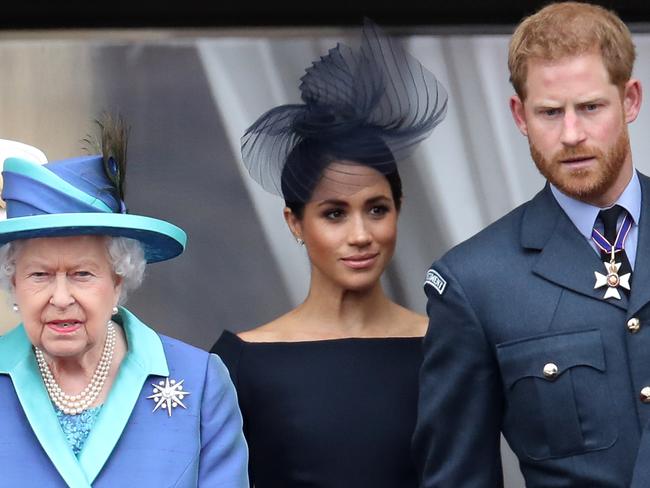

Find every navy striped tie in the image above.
[598,205,632,285]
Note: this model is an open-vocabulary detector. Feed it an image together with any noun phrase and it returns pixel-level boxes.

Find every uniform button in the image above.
[543,363,558,379]
[627,317,641,333]
[641,387,650,403]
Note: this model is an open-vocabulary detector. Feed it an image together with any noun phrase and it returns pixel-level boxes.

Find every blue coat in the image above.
[414,174,650,487]
[0,308,249,487]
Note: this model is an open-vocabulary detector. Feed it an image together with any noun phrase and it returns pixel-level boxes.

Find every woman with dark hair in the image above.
[212,21,447,487]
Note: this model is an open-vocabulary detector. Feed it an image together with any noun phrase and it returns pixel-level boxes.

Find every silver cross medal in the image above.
[594,247,630,300]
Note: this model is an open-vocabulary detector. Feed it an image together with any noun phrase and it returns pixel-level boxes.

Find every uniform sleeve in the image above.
[198,353,249,487]
[412,260,504,488]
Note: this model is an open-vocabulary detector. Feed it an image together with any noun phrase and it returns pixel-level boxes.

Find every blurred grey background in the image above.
[3,27,650,487]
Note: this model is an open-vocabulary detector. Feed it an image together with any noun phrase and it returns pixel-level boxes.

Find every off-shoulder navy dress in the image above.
[211,330,422,488]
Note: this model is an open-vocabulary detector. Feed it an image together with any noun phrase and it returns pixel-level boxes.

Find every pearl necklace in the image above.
[35,321,116,415]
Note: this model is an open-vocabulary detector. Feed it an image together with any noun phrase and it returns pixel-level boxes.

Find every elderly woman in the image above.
[0,122,248,487]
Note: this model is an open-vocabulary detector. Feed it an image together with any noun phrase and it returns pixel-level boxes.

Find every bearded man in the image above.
[414,2,650,487]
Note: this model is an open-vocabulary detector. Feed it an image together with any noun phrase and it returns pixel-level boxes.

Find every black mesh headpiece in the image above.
[241,19,448,203]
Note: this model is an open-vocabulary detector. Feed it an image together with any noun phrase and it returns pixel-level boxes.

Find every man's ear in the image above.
[623,78,643,124]
[510,95,529,137]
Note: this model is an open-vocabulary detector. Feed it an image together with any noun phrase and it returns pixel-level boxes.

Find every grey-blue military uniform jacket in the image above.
[414,173,650,487]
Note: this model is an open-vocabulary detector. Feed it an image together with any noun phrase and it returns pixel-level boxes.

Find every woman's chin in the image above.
[39,341,88,361]
[339,274,382,293]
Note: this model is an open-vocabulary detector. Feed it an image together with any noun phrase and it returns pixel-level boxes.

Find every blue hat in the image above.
[0,155,186,263]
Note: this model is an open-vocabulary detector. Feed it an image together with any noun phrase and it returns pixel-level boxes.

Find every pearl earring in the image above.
[12,304,18,312]
[112,306,118,315]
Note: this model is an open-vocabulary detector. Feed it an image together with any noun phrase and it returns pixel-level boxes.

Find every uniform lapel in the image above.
[0,326,91,488]
[627,173,650,317]
[78,308,168,484]
[523,186,628,310]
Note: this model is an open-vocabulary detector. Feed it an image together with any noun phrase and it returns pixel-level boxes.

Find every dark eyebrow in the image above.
[316,199,349,207]
[316,194,392,207]
[366,195,392,205]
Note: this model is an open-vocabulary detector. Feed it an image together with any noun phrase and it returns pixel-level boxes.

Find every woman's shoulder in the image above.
[210,326,277,357]
[122,308,211,363]
[157,335,216,381]
[155,335,238,400]
[159,333,209,360]
[210,330,245,376]
[209,320,292,387]
[217,305,427,344]
[211,329,243,352]
[387,304,428,338]
[236,323,285,343]
[230,311,299,344]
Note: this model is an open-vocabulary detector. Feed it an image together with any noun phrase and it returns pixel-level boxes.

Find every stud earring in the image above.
[296,238,304,246]
[112,306,118,315]
[12,303,18,312]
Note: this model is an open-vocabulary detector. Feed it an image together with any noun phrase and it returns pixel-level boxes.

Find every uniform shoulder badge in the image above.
[424,268,447,295]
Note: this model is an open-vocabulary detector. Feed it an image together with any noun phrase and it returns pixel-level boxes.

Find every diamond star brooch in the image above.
[147,378,191,417]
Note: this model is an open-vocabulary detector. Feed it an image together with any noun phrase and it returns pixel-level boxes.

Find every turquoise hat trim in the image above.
[0,213,187,264]
[4,158,112,213]
[0,155,187,263]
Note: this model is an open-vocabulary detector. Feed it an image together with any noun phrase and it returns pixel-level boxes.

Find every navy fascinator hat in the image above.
[241,19,448,203]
